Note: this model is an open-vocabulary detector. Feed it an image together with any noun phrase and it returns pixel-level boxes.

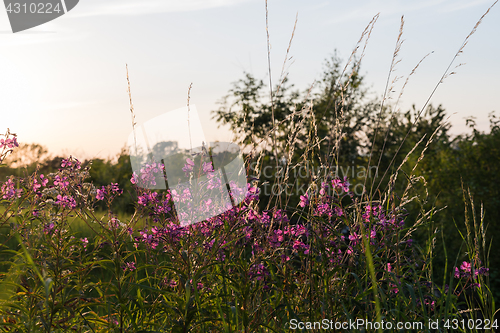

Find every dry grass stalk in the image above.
[126,64,137,156]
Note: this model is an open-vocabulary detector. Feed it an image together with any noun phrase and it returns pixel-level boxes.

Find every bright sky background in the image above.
[0,0,499,160]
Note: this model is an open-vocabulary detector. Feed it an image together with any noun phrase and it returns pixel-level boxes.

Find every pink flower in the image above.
[44,223,55,234]
[55,195,77,208]
[332,178,342,188]
[342,177,350,192]
[96,188,106,200]
[164,279,177,288]
[348,232,360,246]
[40,174,48,186]
[249,263,269,281]
[61,159,71,168]
[299,194,309,207]
[460,261,471,273]
[314,203,332,217]
[1,178,22,200]
[252,242,263,255]
[81,237,88,249]
[123,262,136,272]
[202,161,214,174]
[182,158,195,175]
[111,183,122,194]
[54,175,69,189]
[61,157,81,170]
[293,240,310,254]
[335,206,343,216]
[293,225,309,237]
[0,137,19,149]
[245,184,260,202]
[270,230,284,247]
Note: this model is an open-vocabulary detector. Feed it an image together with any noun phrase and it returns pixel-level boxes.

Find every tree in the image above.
[2,143,50,168]
[213,54,379,164]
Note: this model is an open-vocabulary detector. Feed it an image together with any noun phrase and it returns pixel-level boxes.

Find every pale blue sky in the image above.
[0,0,498,159]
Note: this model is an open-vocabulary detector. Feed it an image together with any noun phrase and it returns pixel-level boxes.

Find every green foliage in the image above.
[212,54,379,166]
[87,149,135,213]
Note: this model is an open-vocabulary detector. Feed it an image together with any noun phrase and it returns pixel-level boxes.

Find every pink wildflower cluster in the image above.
[122,262,136,272]
[60,157,81,171]
[136,223,190,250]
[454,261,489,279]
[131,162,165,187]
[55,194,77,209]
[95,183,123,201]
[0,130,19,164]
[81,237,89,249]
[292,239,310,254]
[269,223,309,251]
[1,178,22,200]
[125,172,430,303]
[108,217,123,230]
[202,161,214,174]
[245,208,270,225]
[137,190,173,215]
[416,297,436,312]
[54,175,70,189]
[162,278,177,288]
[181,158,215,178]
[182,158,195,176]
[300,177,351,217]
[43,222,55,235]
[242,184,259,205]
[299,193,309,207]
[170,188,192,203]
[249,263,269,281]
[228,180,247,200]
[363,204,405,229]
[314,203,343,217]
[32,174,49,192]
[331,176,351,192]
[0,137,18,149]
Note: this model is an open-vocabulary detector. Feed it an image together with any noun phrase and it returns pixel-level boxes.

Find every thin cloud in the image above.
[439,0,495,13]
[0,30,86,46]
[71,0,256,18]
[324,0,449,25]
[41,99,102,112]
